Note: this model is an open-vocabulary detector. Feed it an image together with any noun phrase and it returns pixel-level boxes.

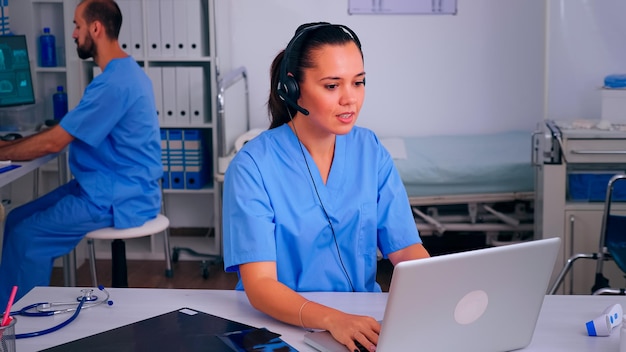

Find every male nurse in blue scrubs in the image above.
[0,0,162,304]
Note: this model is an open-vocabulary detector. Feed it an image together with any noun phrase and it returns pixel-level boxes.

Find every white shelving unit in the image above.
[11,0,227,263]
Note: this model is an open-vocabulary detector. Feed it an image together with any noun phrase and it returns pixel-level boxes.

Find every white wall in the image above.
[545,0,626,121]
[219,0,546,137]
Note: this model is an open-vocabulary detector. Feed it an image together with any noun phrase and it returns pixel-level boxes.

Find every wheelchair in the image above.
[549,174,626,295]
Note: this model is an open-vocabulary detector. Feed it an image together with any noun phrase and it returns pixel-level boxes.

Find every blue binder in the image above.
[168,129,185,189]
[183,129,206,189]
[160,129,170,189]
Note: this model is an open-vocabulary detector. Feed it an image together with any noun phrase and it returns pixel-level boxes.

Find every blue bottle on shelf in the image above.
[53,86,68,121]
[39,27,57,67]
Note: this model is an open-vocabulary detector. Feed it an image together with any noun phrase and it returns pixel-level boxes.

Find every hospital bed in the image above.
[381,131,535,243]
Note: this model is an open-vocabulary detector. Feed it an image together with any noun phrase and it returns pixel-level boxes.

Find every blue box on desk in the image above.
[568,173,626,202]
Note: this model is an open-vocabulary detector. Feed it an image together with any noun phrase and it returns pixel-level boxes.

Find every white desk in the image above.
[0,153,76,286]
[0,154,58,188]
[11,287,626,352]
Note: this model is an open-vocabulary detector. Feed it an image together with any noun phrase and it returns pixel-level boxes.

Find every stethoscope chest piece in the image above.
[78,289,99,302]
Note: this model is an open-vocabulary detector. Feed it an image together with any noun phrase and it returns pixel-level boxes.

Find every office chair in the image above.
[550,174,626,295]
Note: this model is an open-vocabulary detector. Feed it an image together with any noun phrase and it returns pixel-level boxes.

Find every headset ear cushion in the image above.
[281,75,300,103]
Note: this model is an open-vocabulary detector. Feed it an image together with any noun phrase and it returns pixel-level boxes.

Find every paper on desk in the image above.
[0,160,10,165]
[380,138,407,159]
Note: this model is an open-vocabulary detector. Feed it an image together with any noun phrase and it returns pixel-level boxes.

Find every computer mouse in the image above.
[1,133,23,141]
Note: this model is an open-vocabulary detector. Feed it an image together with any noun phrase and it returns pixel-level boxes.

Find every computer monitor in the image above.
[0,35,35,108]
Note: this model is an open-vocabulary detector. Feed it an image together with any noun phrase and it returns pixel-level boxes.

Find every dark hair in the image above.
[267,22,363,129]
[80,0,122,40]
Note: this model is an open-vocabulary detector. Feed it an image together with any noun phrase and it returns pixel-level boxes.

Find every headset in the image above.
[277,23,362,117]
[280,23,363,292]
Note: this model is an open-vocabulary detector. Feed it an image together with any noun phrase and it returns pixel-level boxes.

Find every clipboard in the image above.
[42,308,256,352]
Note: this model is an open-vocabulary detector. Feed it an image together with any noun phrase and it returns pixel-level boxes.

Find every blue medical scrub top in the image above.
[60,57,162,228]
[223,124,421,292]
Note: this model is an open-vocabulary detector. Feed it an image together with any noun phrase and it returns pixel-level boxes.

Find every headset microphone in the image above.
[277,88,309,116]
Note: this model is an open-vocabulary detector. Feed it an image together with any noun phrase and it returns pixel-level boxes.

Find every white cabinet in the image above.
[11,0,225,262]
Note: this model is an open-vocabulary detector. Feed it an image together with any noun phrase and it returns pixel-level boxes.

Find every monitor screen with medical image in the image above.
[0,35,35,108]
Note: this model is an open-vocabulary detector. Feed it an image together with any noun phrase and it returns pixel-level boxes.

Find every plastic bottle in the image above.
[52,86,68,121]
[39,27,57,67]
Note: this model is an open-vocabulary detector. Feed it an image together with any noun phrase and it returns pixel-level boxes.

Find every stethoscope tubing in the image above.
[6,286,113,339]
[14,297,86,338]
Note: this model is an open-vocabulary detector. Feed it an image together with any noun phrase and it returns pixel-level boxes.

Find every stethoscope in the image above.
[9,285,113,338]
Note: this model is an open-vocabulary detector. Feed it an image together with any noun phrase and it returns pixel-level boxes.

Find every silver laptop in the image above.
[304,237,561,352]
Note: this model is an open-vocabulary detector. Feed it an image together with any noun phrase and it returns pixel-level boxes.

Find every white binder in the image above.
[147,66,164,124]
[175,67,190,124]
[173,0,189,57]
[117,0,131,52]
[161,67,177,124]
[146,0,161,57]
[186,0,204,57]
[129,0,144,57]
[159,0,175,57]
[188,66,205,124]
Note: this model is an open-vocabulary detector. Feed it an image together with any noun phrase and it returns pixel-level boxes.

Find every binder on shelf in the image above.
[182,129,206,189]
[116,0,132,52]
[161,67,176,124]
[188,66,205,124]
[168,129,184,189]
[173,0,189,57]
[147,66,163,124]
[175,67,190,124]
[146,1,161,57]
[159,0,175,57]
[129,0,144,57]
[160,129,170,189]
[186,0,204,57]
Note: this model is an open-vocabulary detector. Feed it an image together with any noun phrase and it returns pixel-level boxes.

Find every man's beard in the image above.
[76,34,96,60]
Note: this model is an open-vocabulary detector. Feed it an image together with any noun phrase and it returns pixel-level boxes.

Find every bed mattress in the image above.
[386,131,535,197]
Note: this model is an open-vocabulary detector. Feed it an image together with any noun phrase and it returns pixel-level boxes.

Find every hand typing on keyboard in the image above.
[354,340,371,352]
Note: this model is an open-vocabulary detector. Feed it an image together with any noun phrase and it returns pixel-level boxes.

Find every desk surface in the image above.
[0,153,57,188]
[11,287,626,352]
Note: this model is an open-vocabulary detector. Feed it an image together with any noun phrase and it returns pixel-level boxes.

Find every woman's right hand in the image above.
[324,311,380,352]
[240,262,381,351]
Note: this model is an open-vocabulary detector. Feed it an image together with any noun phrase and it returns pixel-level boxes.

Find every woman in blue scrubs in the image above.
[222,23,430,352]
